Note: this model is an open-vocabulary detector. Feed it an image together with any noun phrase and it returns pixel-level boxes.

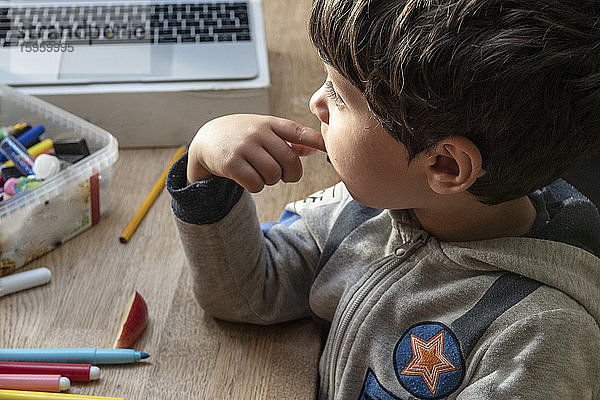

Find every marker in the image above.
[0,349,150,365]
[0,125,45,163]
[3,139,54,168]
[0,374,70,393]
[12,125,32,139]
[0,136,35,176]
[0,268,52,298]
[0,363,100,382]
[0,123,27,140]
[33,154,61,180]
[0,390,124,400]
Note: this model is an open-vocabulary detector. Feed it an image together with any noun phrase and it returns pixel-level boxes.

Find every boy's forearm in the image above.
[174,193,273,324]
[174,190,318,324]
[167,153,317,324]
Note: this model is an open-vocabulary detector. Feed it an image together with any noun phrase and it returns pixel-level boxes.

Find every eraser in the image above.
[33,154,61,179]
[55,153,87,164]
[54,138,90,157]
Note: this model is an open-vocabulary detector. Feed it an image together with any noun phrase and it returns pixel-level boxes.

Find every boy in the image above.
[167,0,600,398]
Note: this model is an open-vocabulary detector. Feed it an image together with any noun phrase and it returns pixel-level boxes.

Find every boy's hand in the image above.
[187,114,326,193]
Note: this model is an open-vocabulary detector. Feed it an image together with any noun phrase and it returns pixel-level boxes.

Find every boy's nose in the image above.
[309,87,329,125]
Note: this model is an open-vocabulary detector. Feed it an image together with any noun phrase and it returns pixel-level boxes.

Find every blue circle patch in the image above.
[394,322,464,399]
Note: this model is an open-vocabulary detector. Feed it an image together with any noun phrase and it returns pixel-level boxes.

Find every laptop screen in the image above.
[0,1,259,84]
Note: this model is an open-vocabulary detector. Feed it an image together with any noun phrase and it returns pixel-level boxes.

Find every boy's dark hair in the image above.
[309,0,600,204]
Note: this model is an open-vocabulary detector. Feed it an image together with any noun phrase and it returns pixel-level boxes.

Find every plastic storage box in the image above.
[0,85,118,275]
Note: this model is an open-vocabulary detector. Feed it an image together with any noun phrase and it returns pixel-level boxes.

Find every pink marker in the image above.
[0,374,70,392]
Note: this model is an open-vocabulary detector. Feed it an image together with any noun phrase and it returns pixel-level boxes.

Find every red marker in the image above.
[0,362,100,382]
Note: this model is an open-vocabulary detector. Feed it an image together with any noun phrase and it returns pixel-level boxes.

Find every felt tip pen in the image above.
[0,349,150,365]
[0,268,52,298]
[0,374,70,393]
[3,139,54,168]
[0,123,27,140]
[0,390,124,400]
[0,125,45,163]
[0,136,35,176]
[0,362,100,382]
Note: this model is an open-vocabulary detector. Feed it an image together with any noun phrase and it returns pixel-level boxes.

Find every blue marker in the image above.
[0,348,150,365]
[0,136,35,176]
[0,125,45,163]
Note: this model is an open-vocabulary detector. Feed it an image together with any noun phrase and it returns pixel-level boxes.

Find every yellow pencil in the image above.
[0,389,124,400]
[119,147,186,243]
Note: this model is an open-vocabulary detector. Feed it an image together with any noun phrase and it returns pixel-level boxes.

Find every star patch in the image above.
[400,330,459,394]
[394,322,464,399]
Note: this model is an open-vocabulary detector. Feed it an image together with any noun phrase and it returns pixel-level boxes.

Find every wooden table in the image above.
[0,0,340,398]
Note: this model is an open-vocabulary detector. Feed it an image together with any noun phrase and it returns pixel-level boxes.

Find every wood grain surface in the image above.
[0,0,340,398]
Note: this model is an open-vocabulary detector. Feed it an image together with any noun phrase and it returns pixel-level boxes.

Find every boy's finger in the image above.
[262,135,303,183]
[245,149,283,186]
[232,159,266,193]
[267,116,326,152]
[289,143,318,157]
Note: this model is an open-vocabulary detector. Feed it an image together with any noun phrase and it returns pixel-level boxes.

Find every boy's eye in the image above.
[324,80,345,107]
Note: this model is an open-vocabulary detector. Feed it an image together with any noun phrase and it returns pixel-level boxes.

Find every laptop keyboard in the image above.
[0,2,251,47]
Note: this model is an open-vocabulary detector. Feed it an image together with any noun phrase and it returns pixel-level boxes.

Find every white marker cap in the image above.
[90,366,101,380]
[33,154,61,180]
[0,267,52,297]
[59,377,71,391]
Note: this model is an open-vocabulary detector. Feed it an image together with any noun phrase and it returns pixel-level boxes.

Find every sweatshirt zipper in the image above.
[326,232,429,399]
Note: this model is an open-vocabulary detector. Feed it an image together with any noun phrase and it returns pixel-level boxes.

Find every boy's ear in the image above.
[424,137,485,195]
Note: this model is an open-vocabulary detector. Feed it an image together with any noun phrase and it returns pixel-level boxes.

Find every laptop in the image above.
[0,0,260,85]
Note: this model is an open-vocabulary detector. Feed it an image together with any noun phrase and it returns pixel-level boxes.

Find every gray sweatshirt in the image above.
[167,153,600,400]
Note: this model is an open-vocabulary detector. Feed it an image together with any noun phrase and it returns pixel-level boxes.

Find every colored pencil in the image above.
[0,389,124,400]
[119,147,186,243]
